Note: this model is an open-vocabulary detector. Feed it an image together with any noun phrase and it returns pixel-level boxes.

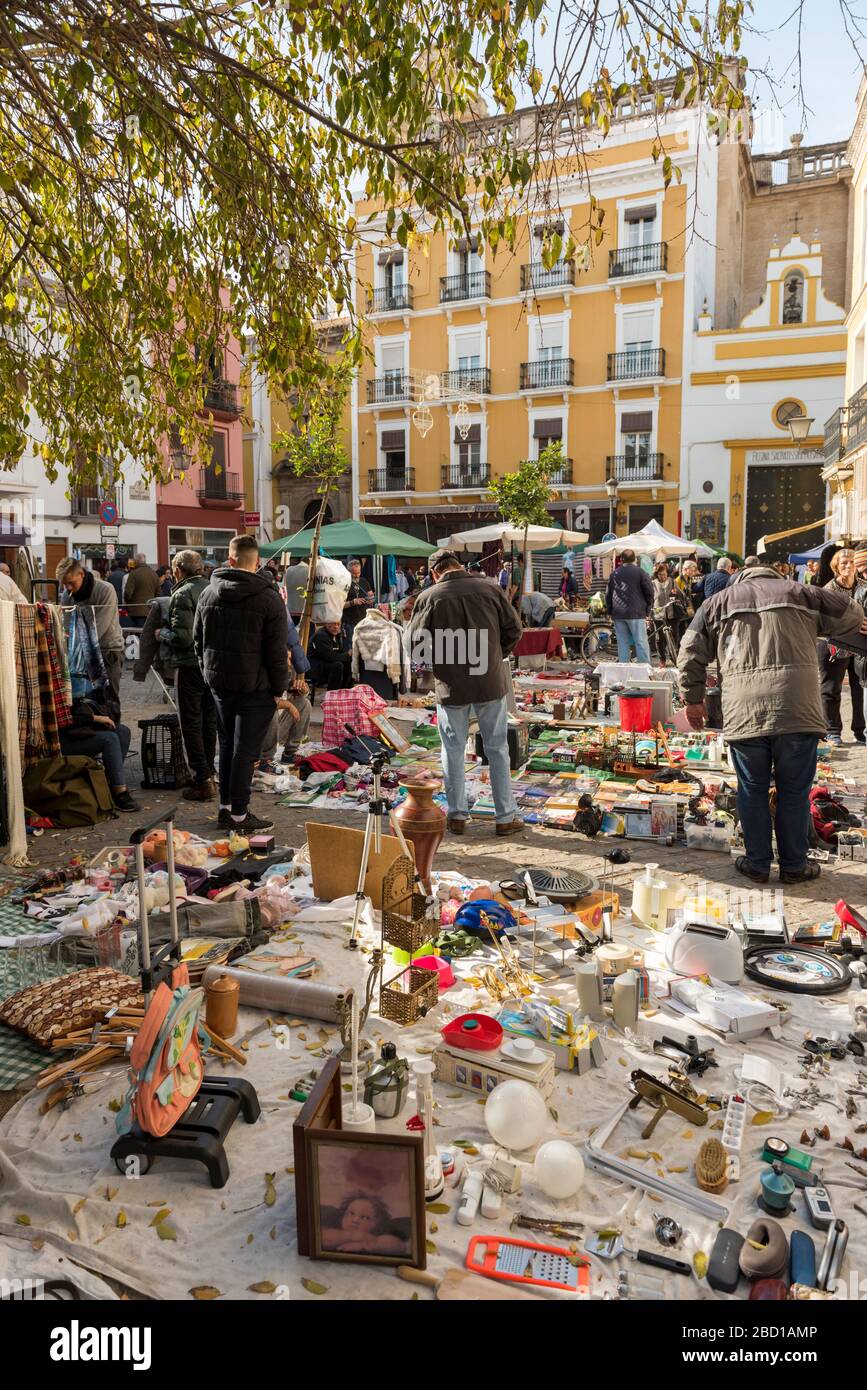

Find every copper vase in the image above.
[394,780,446,892]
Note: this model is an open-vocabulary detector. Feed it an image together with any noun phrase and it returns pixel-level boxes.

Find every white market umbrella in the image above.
[440,522,589,549]
[585,518,713,560]
[440,522,589,596]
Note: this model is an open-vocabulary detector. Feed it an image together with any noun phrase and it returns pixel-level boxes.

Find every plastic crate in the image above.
[138,715,190,790]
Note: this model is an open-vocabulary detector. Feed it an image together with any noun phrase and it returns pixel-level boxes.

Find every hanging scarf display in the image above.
[33,608,61,758]
[15,605,44,760]
[39,603,72,731]
[66,604,108,699]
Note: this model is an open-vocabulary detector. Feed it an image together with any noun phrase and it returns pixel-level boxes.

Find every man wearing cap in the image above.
[408,550,524,837]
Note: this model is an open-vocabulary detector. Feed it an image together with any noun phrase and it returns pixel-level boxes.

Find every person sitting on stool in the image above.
[60,690,138,812]
[309,621,353,690]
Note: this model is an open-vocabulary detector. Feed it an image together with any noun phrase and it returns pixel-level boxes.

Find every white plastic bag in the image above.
[311,555,351,623]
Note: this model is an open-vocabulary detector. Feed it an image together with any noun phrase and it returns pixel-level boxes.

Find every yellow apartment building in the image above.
[351,89,719,545]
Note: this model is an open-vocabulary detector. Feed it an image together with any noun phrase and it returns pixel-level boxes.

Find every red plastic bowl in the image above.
[441,1013,503,1052]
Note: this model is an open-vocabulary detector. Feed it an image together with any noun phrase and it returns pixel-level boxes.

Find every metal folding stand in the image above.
[348,752,428,950]
[109,807,260,1188]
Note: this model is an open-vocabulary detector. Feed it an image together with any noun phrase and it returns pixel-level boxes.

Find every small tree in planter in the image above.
[489,444,562,593]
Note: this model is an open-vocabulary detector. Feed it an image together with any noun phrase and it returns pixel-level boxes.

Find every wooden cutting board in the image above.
[397,1266,541,1300]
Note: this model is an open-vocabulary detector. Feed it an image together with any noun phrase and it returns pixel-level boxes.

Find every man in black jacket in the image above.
[194,534,288,832]
[605,549,654,663]
[408,550,524,837]
[309,621,353,690]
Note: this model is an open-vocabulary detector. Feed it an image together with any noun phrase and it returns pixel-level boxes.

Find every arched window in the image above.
[782,271,804,324]
[303,499,332,527]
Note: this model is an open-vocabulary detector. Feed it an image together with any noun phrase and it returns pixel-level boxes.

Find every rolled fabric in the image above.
[201,964,351,1023]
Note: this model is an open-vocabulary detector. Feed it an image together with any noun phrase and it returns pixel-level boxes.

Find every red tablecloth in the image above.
[513,627,565,658]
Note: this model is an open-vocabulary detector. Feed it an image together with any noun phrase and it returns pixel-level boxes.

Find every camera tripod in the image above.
[347,752,429,949]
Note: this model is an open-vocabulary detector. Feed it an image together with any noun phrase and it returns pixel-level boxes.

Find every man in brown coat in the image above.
[123,554,161,625]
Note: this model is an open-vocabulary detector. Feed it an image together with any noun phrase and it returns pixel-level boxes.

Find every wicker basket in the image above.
[381,855,436,955]
[380,966,439,1026]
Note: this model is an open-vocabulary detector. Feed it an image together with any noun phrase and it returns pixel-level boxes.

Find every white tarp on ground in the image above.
[1,882,865,1302]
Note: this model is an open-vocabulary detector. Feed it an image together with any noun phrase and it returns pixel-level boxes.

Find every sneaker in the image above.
[495,818,525,838]
[734,855,769,884]
[230,811,275,834]
[826,734,843,746]
[113,790,141,813]
[216,808,233,830]
[780,863,821,884]
[447,816,467,835]
[183,779,216,802]
[854,735,867,745]
[256,759,277,776]
[280,751,298,766]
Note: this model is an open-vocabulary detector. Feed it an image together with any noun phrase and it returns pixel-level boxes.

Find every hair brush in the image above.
[696,1138,729,1194]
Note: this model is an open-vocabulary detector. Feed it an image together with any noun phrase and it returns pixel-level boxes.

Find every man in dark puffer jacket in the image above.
[194,534,288,832]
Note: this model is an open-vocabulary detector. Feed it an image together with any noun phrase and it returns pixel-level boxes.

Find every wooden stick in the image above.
[204,1027,247,1066]
[36,1043,118,1089]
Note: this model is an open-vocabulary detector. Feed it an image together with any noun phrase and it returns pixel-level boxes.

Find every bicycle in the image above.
[579,618,617,664]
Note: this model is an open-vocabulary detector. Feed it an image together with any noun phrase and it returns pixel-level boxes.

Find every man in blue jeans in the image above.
[678,563,867,883]
[605,549,654,663]
[408,550,524,836]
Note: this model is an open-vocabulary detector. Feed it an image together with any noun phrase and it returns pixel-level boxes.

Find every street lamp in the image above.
[605,476,619,534]
[787,412,815,445]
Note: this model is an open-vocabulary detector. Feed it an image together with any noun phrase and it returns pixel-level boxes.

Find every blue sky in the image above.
[742,0,866,150]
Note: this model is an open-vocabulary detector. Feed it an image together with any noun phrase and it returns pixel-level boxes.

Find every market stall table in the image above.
[513,627,565,668]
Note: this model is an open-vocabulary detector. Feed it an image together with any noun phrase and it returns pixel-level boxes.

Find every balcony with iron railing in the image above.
[367,467,415,493]
[368,284,413,314]
[823,406,847,464]
[70,486,124,521]
[606,453,666,483]
[608,243,668,279]
[607,348,666,383]
[439,270,491,303]
[195,471,244,507]
[520,261,576,293]
[520,358,575,390]
[441,462,491,489]
[540,458,573,484]
[440,367,491,395]
[366,374,412,404]
[203,379,243,417]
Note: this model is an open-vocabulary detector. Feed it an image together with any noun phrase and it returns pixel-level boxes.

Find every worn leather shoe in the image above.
[495,818,525,838]
[735,856,769,884]
[183,779,216,802]
[446,816,467,834]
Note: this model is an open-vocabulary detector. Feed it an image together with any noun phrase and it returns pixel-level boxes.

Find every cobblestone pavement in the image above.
[10,668,867,941]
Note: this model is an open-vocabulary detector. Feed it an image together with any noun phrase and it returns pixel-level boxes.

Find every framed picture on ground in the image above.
[306,1130,426,1268]
[370,712,411,753]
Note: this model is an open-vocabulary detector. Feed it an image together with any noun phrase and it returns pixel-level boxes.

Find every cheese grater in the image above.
[466,1235,590,1293]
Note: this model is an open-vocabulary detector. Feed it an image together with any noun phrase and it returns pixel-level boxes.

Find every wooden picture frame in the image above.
[306,1130,426,1269]
[293,1056,343,1256]
[293,1056,426,1269]
[370,711,411,753]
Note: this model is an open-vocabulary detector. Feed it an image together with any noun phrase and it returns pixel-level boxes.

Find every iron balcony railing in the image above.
[439,270,491,303]
[203,379,242,416]
[441,463,491,488]
[367,467,415,492]
[823,407,846,464]
[366,374,411,404]
[368,284,413,313]
[439,367,491,394]
[608,243,668,278]
[541,458,573,484]
[846,386,867,455]
[606,453,666,482]
[520,358,575,390]
[607,348,666,382]
[520,261,576,292]
[70,486,123,521]
[195,471,244,505]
